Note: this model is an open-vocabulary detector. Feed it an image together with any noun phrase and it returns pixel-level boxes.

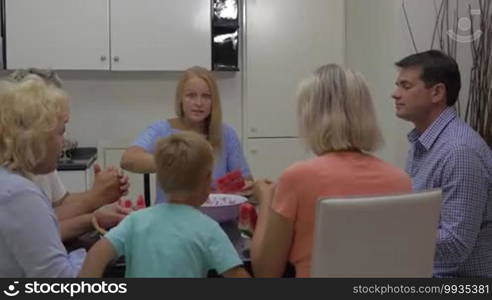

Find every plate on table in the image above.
[200,194,248,223]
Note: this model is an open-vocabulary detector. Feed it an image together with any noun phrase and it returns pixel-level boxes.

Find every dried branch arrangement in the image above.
[466,1,491,147]
[402,0,492,147]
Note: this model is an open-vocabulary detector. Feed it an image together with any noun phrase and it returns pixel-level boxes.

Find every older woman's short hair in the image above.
[8,68,63,88]
[0,75,69,175]
[175,66,223,154]
[154,131,214,197]
[297,64,383,155]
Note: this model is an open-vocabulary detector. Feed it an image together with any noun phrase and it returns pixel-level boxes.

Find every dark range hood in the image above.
[212,0,240,71]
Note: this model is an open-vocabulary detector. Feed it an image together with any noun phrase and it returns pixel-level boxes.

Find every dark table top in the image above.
[57,147,97,171]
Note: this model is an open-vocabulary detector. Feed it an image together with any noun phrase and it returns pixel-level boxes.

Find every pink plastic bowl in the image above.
[200,194,248,223]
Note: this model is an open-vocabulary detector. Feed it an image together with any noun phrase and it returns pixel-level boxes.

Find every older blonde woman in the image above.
[251,64,412,278]
[121,66,253,204]
[8,68,130,243]
[0,75,83,277]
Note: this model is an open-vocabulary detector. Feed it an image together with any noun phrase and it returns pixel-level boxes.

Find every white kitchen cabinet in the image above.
[242,0,343,182]
[6,0,110,70]
[6,0,211,71]
[58,169,95,194]
[103,148,156,206]
[247,138,313,180]
[245,0,345,137]
[110,0,211,71]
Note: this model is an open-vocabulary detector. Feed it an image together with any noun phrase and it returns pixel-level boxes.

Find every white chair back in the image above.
[311,189,441,277]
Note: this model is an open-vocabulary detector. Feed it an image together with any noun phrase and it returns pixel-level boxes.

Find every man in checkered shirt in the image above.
[392,50,492,277]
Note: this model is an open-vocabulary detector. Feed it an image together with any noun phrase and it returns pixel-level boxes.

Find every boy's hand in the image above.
[222,266,251,278]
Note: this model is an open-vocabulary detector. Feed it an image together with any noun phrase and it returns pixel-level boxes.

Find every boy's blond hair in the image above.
[154,132,214,196]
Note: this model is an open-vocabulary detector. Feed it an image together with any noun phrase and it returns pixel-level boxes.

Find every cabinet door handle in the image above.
[100,55,107,62]
[113,56,120,62]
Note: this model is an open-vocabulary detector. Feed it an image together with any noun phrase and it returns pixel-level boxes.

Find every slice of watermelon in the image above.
[135,194,146,210]
[239,203,257,238]
[217,170,245,193]
[122,199,133,209]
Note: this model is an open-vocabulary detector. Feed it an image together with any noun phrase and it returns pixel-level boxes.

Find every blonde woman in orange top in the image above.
[251,64,412,278]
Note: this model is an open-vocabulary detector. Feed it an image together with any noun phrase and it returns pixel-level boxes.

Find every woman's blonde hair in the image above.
[297,64,383,155]
[154,131,214,197]
[175,66,223,153]
[0,75,69,176]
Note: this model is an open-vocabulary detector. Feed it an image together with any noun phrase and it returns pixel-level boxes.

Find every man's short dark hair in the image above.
[395,50,461,106]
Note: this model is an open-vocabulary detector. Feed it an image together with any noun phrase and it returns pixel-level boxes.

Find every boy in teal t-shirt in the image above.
[80,132,250,278]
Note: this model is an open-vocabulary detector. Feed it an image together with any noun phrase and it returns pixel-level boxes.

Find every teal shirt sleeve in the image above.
[205,222,243,274]
[104,214,134,257]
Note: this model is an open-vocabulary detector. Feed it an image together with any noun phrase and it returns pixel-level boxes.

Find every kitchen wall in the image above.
[0,70,243,151]
[1,0,478,172]
[54,71,243,149]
